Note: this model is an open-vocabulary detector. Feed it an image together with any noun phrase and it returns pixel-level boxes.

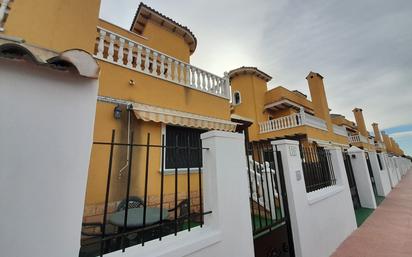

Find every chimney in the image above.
[306,71,332,128]
[372,123,382,142]
[352,108,368,137]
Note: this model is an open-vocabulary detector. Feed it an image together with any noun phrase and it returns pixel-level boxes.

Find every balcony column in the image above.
[299,108,306,125]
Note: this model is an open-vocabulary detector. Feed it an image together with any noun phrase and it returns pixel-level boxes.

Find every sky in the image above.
[100,0,412,155]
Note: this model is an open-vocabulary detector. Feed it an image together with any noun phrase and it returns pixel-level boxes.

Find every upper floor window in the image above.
[233,91,241,105]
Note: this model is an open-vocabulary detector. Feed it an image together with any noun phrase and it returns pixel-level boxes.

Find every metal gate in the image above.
[342,152,361,209]
[365,152,378,196]
[245,140,295,257]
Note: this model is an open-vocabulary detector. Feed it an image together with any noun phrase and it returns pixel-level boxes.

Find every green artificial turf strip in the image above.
[355,207,374,227]
[375,195,385,206]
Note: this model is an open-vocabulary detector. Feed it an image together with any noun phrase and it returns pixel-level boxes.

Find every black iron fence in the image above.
[245,141,287,236]
[299,145,336,193]
[80,129,211,257]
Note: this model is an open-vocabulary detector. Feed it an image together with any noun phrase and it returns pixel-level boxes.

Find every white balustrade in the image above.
[333,125,348,137]
[259,113,303,133]
[94,27,230,99]
[259,111,329,134]
[0,0,11,31]
[348,134,368,144]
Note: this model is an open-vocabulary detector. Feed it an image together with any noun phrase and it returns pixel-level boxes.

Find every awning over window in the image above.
[132,102,237,132]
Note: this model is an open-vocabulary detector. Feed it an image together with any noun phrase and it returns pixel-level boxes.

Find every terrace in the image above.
[93,24,230,100]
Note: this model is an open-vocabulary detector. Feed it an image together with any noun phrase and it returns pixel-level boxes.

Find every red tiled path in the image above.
[332,170,412,257]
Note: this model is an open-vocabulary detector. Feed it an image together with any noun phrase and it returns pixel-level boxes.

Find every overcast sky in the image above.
[100,0,412,154]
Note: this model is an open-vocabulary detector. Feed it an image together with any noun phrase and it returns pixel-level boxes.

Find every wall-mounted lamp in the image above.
[129,79,135,86]
[114,104,122,119]
[351,154,356,159]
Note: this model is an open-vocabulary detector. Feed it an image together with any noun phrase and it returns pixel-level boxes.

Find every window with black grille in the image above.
[165,125,205,169]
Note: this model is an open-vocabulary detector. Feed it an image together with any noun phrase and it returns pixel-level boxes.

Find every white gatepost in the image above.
[393,157,401,182]
[368,152,391,196]
[385,154,399,187]
[199,131,254,257]
[347,147,377,209]
[272,140,356,257]
[0,55,99,257]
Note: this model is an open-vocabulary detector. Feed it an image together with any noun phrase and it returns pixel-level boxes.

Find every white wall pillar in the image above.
[272,140,356,257]
[368,152,391,196]
[385,154,399,187]
[199,131,255,257]
[0,59,98,257]
[347,147,377,209]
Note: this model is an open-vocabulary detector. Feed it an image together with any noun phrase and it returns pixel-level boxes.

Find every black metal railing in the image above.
[80,129,211,257]
[244,140,288,237]
[299,145,336,193]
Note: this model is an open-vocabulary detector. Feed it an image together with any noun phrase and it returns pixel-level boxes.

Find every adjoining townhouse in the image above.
[229,68,349,149]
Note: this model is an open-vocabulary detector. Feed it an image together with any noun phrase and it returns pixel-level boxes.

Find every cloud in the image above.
[389,131,412,139]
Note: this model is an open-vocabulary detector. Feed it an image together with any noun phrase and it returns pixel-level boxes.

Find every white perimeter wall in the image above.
[272,140,357,257]
[0,59,98,257]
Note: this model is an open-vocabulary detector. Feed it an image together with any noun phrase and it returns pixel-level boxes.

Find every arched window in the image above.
[233,91,241,105]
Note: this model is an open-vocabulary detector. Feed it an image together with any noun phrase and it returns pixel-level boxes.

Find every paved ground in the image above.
[332,170,412,257]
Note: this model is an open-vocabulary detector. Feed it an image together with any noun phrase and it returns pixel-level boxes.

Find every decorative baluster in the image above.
[144,48,150,73]
[201,72,206,90]
[160,55,166,78]
[180,63,185,84]
[107,34,116,62]
[117,38,125,65]
[167,58,172,80]
[196,69,201,88]
[174,60,179,82]
[152,52,158,75]
[0,0,10,26]
[185,65,191,86]
[191,67,196,87]
[205,74,210,92]
[136,45,143,71]
[126,42,134,68]
[96,29,106,58]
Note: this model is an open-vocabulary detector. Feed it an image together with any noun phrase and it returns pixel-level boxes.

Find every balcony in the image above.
[348,134,368,144]
[94,27,230,99]
[333,125,348,137]
[0,0,11,31]
[259,111,327,134]
[375,141,385,149]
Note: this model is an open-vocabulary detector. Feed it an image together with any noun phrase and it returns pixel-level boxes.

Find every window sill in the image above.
[307,185,344,205]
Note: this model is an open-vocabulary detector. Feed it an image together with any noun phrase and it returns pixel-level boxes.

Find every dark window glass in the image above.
[234,92,241,105]
[165,125,205,169]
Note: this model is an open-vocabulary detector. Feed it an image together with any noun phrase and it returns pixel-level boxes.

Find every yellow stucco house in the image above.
[0,0,237,227]
[229,68,349,149]
[331,108,377,152]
